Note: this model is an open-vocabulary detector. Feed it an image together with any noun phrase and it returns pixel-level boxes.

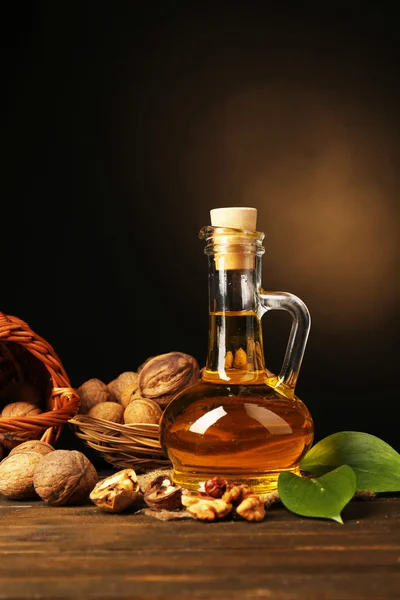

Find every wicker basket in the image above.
[0,312,80,449]
[69,414,171,471]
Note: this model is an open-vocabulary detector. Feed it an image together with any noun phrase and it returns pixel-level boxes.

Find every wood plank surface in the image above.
[0,489,399,600]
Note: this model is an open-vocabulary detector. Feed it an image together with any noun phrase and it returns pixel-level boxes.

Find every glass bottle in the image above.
[159,208,314,494]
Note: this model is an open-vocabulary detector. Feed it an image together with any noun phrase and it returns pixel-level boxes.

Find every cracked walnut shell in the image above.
[33,450,98,505]
[90,469,140,513]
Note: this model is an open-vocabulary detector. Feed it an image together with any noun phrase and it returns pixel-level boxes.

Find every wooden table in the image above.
[0,491,399,599]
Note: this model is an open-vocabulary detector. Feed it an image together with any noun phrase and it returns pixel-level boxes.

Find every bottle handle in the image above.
[259,291,311,394]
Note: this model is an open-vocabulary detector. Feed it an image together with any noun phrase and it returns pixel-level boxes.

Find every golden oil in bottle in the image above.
[160,312,313,494]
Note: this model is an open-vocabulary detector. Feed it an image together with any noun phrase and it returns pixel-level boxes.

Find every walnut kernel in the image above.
[181,493,232,521]
[236,494,266,522]
[233,348,248,370]
[222,484,252,505]
[224,351,234,369]
[144,475,182,511]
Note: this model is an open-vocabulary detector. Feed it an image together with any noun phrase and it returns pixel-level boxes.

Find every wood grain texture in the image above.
[0,488,399,599]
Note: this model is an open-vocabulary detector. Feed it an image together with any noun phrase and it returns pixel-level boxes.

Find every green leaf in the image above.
[278,465,356,524]
[300,431,400,492]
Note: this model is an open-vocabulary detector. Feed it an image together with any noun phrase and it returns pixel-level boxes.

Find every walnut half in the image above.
[90,469,140,513]
[144,475,182,511]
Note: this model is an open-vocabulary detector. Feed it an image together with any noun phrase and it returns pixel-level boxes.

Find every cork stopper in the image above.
[210,207,257,231]
[210,207,258,270]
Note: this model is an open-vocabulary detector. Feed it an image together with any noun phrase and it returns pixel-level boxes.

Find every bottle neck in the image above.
[203,254,267,384]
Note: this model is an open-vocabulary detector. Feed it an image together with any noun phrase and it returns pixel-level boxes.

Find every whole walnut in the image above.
[77,378,114,414]
[2,402,42,418]
[0,443,54,499]
[9,440,54,457]
[138,352,200,402]
[88,402,124,423]
[33,450,98,505]
[108,372,139,403]
[124,398,162,425]
[120,384,142,409]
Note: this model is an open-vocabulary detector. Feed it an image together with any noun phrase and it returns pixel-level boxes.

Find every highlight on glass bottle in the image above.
[160,216,314,494]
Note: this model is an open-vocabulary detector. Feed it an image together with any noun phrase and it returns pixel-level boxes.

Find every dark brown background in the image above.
[2,2,399,450]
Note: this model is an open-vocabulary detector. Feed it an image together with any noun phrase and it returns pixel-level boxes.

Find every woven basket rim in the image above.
[70,414,160,431]
[70,413,171,470]
[0,312,80,445]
